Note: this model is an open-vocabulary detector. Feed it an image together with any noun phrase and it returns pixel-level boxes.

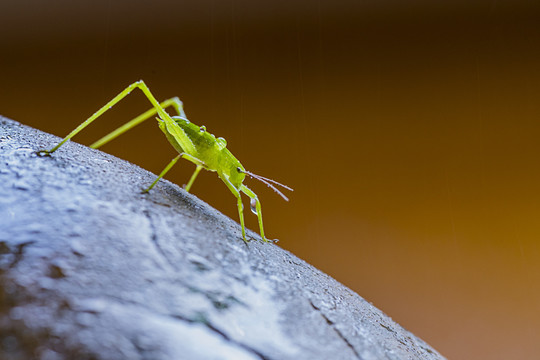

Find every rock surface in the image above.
[0,117,445,360]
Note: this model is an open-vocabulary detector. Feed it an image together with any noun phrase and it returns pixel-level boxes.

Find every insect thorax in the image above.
[160,116,245,185]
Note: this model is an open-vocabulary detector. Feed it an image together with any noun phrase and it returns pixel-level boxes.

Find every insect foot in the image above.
[36,150,51,157]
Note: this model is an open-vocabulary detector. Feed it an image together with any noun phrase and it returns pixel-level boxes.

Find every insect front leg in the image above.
[241,185,268,242]
[221,175,248,243]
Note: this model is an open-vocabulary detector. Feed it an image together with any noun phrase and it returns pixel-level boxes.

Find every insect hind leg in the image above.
[91,97,185,149]
[43,80,178,154]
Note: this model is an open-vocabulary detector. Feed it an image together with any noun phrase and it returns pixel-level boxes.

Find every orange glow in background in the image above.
[1,1,540,358]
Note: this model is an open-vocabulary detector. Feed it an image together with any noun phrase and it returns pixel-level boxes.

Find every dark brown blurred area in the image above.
[1,1,540,358]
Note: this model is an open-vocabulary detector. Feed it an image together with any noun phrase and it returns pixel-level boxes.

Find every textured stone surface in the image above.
[0,117,445,360]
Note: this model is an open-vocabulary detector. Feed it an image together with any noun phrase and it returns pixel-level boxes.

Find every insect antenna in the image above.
[242,170,293,201]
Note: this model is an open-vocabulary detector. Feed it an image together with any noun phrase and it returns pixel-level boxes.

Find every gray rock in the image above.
[0,116,445,360]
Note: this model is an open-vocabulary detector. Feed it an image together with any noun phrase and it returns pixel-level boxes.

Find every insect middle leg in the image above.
[184,165,203,192]
[143,153,205,193]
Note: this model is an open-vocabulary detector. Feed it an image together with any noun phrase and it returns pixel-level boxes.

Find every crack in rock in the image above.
[195,318,270,360]
[310,300,361,359]
[142,209,176,270]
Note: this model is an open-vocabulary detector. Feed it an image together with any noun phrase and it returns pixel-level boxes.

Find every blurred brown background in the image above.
[1,0,540,358]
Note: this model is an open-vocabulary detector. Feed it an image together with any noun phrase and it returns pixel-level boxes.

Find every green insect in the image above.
[40,80,292,243]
